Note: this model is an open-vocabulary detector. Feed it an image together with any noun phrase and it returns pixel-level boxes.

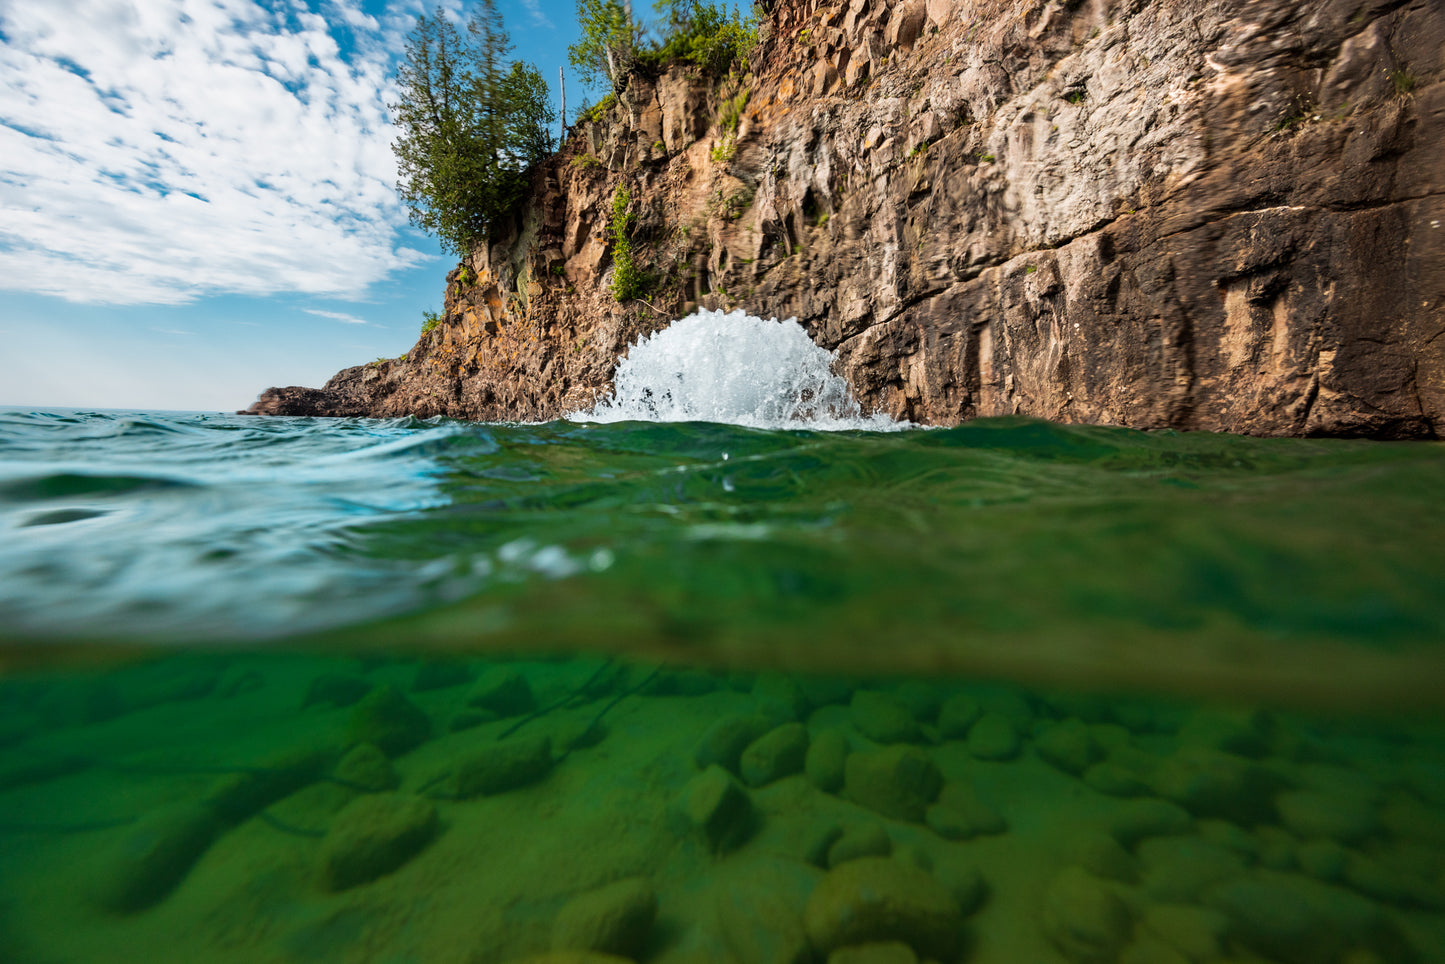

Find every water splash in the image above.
[572,309,905,431]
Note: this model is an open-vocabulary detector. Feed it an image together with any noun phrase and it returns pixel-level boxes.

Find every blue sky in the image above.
[0,0,609,411]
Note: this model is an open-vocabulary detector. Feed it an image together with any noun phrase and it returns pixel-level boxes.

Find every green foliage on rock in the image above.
[609,184,643,301]
[391,2,556,256]
[653,0,759,76]
[420,310,441,336]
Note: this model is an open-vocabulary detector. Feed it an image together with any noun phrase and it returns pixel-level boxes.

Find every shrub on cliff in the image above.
[391,2,556,256]
[653,0,759,77]
[609,185,644,301]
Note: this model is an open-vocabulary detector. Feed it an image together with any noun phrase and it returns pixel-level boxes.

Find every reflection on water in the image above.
[0,653,1441,963]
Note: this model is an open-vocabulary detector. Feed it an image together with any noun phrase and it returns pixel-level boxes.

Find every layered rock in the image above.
[249,0,1445,438]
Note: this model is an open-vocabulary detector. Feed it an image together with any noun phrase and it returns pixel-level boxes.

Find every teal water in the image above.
[1,408,1443,962]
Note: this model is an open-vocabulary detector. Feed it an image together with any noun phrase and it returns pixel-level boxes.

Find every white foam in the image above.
[571,309,905,431]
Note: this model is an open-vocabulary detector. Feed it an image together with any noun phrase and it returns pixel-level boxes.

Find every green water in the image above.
[1,413,1443,962]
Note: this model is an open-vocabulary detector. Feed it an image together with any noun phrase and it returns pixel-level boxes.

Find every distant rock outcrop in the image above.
[249,0,1445,438]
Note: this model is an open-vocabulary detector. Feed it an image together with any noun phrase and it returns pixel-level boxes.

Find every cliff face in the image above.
[250,0,1445,438]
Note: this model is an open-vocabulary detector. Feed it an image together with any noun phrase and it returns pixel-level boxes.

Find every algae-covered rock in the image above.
[693,714,770,775]
[412,659,475,692]
[803,857,962,959]
[93,802,221,912]
[502,954,637,964]
[302,673,372,709]
[806,728,849,793]
[1276,788,1378,844]
[203,745,329,823]
[1107,799,1192,849]
[347,684,431,756]
[844,745,942,822]
[1040,866,1133,964]
[1203,870,1409,964]
[1137,835,1247,903]
[1069,832,1140,884]
[679,764,754,852]
[466,668,536,717]
[827,942,918,964]
[754,673,814,722]
[448,734,553,798]
[827,823,891,868]
[317,792,437,891]
[449,707,500,732]
[1150,748,1282,824]
[715,858,817,964]
[966,712,1020,761]
[741,722,809,787]
[333,742,398,792]
[926,781,1006,839]
[1139,903,1229,963]
[552,877,657,957]
[851,690,922,744]
[936,694,982,740]
[804,822,846,868]
[1296,839,1347,881]
[1036,718,1101,775]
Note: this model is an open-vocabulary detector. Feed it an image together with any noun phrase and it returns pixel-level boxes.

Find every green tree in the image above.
[391,1,556,255]
[569,0,642,92]
[654,0,757,76]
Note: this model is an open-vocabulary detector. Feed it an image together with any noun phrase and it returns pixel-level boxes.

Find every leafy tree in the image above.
[654,0,758,76]
[569,0,642,92]
[391,1,557,255]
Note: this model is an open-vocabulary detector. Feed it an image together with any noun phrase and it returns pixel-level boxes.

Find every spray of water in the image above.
[571,309,905,431]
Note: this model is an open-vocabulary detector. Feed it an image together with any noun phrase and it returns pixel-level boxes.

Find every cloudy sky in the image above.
[0,0,587,411]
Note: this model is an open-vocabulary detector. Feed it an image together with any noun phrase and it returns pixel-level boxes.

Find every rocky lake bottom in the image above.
[0,653,1442,964]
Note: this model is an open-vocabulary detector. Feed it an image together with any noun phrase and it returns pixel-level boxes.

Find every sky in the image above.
[0,0,606,411]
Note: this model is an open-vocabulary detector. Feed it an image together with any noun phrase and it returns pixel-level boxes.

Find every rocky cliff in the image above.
[250,0,1445,438]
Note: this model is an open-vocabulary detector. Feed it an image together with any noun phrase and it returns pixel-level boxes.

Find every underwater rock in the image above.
[936,694,982,740]
[1106,800,1192,849]
[449,707,500,732]
[850,690,922,744]
[552,877,657,957]
[1083,756,1155,798]
[642,669,720,697]
[804,823,846,868]
[1139,903,1230,963]
[316,792,437,891]
[1176,708,1275,759]
[715,858,818,964]
[500,953,637,964]
[1036,718,1101,775]
[741,722,809,787]
[891,682,946,723]
[447,734,554,798]
[347,685,431,757]
[934,862,987,916]
[1203,870,1409,964]
[203,745,330,823]
[693,714,771,775]
[977,688,1036,729]
[844,745,942,822]
[1344,852,1443,909]
[1275,789,1379,844]
[412,660,475,692]
[797,677,855,708]
[926,782,1007,840]
[333,743,398,792]
[1150,749,1283,825]
[678,764,754,852]
[803,857,962,959]
[93,802,221,912]
[1069,832,1141,884]
[465,668,537,717]
[805,728,849,793]
[827,822,891,868]
[1117,934,1191,964]
[302,673,372,710]
[1040,866,1133,964]
[827,942,918,964]
[753,673,814,722]
[1137,835,1248,903]
[966,712,1020,761]
[1295,839,1348,882]
[1254,825,1298,871]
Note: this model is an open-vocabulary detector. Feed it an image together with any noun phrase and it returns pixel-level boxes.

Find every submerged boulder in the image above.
[552,877,658,957]
[317,792,438,891]
[93,803,221,912]
[346,684,431,756]
[844,745,942,822]
[803,857,963,959]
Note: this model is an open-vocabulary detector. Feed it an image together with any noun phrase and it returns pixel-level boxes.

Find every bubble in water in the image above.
[571,309,905,431]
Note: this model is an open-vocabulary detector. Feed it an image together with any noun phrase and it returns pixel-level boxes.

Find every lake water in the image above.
[1,313,1443,963]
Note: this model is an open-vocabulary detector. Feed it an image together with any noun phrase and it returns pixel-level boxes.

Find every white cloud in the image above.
[520,0,555,29]
[0,0,434,306]
[304,307,371,325]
